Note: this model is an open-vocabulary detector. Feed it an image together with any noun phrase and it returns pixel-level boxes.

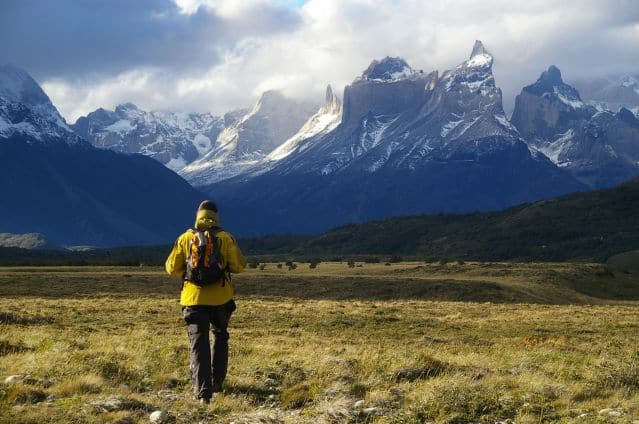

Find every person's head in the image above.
[195,200,219,230]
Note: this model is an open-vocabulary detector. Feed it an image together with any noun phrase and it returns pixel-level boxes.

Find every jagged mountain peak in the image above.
[524,65,582,102]
[0,64,77,143]
[360,56,417,82]
[465,40,493,69]
[323,84,341,113]
[470,40,488,57]
[440,41,496,93]
[617,107,639,126]
[114,102,140,114]
[0,63,55,109]
[540,65,563,85]
[325,84,335,102]
[255,89,286,107]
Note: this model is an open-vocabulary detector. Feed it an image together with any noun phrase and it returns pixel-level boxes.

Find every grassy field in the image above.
[0,262,638,423]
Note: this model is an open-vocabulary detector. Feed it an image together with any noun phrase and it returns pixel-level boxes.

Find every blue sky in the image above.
[1,0,637,121]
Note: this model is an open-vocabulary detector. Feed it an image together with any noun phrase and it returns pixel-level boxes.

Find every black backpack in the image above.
[184,228,226,286]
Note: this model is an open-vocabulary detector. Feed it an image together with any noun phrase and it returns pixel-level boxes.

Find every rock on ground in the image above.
[149,410,169,423]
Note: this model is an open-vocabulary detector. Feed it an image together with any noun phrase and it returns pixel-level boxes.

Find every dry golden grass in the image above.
[0,262,638,423]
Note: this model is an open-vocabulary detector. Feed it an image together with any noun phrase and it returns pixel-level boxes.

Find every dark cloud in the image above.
[0,0,302,79]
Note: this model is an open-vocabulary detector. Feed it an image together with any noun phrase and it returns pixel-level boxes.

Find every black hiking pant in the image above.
[182,300,236,400]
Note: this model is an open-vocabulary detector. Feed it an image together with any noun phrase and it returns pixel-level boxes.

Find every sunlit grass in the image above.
[0,263,638,423]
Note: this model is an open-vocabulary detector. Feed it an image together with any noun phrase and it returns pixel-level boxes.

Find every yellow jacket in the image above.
[165,209,246,306]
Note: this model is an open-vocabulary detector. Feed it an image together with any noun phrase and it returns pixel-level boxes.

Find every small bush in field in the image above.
[277,263,283,269]
[347,260,356,268]
[248,261,259,269]
[259,264,266,270]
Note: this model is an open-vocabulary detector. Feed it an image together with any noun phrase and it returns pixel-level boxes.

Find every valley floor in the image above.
[0,262,638,423]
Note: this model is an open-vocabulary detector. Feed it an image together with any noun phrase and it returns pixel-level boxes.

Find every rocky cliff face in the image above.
[0,64,205,246]
[510,66,596,143]
[0,64,81,144]
[179,90,317,185]
[572,74,639,114]
[512,66,639,188]
[72,103,225,171]
[199,41,584,235]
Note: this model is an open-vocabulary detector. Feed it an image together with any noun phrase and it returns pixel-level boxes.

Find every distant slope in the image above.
[0,64,208,247]
[1,178,637,264]
[607,250,639,274]
[296,177,639,261]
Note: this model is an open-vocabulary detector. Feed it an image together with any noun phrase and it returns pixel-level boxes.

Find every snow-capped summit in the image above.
[525,65,584,108]
[267,84,342,162]
[179,90,317,185]
[512,67,639,188]
[0,64,50,106]
[466,40,493,68]
[440,40,496,94]
[0,64,78,143]
[572,74,639,114]
[359,57,421,82]
[511,65,596,143]
[200,41,583,235]
[72,103,225,171]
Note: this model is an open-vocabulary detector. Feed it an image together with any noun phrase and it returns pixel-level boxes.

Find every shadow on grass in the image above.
[1,267,638,303]
[227,383,277,403]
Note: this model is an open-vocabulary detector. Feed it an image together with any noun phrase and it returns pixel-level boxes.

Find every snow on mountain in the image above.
[0,66,210,247]
[572,74,639,113]
[267,84,342,162]
[512,67,639,188]
[511,65,596,144]
[247,40,537,178]
[357,56,424,82]
[0,64,79,143]
[199,41,584,235]
[179,90,318,185]
[72,103,224,171]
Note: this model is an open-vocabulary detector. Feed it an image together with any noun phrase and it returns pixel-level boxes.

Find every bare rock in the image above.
[90,396,123,412]
[149,410,169,423]
[4,375,26,384]
[599,407,624,417]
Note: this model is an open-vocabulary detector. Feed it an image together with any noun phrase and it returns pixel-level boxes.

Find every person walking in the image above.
[165,200,246,404]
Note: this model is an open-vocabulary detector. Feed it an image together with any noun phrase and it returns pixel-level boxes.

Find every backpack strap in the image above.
[209,227,229,286]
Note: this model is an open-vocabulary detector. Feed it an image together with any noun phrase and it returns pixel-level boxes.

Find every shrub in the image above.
[55,375,103,397]
[592,350,639,390]
[281,383,313,409]
[259,264,266,270]
[248,261,259,269]
[347,260,356,268]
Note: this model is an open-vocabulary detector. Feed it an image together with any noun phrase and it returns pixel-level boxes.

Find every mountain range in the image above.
[2,40,639,243]
[511,65,639,188]
[0,64,205,247]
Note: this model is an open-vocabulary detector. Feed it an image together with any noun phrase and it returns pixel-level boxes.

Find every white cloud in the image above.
[37,0,639,121]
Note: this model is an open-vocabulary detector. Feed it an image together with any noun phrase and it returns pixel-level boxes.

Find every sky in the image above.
[1,0,638,122]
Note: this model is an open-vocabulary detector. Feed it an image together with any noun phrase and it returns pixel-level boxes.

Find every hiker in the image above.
[165,200,246,404]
